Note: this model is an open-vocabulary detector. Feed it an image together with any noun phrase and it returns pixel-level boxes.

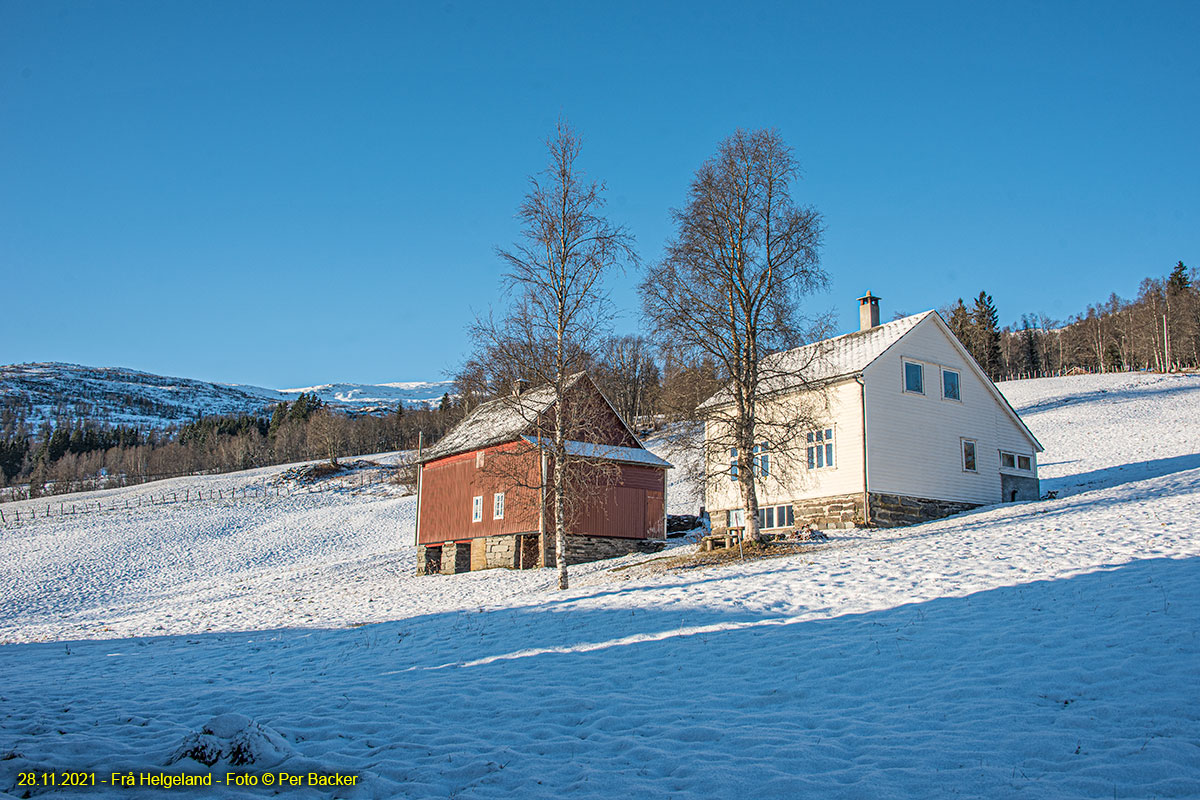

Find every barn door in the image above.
[645,490,664,538]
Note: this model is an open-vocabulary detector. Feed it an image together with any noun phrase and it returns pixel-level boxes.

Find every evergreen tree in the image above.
[971,291,1003,378]
[1168,260,1190,292]
[947,298,971,348]
[1020,315,1041,373]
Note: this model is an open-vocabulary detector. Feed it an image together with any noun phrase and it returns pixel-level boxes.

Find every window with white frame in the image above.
[806,428,835,469]
[753,443,769,477]
[472,495,483,522]
[904,361,924,394]
[726,508,745,528]
[961,439,977,472]
[493,491,505,519]
[730,444,769,479]
[1000,451,1032,472]
[757,504,795,530]
[942,368,961,401]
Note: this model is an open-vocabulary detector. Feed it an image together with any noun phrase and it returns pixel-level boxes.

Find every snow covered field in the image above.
[1,372,1199,798]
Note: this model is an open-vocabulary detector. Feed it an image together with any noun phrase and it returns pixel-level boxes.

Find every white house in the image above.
[703,292,1043,534]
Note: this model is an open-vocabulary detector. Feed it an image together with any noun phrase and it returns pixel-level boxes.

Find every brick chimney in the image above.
[858,291,880,331]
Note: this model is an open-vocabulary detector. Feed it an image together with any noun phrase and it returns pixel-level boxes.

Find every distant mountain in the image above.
[0,363,454,430]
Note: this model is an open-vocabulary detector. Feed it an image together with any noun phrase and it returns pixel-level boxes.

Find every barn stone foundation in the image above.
[417,532,665,575]
[543,534,667,567]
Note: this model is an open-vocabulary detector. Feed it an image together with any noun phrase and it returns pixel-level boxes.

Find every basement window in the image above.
[757,504,795,530]
[493,492,505,520]
[904,361,925,394]
[1001,451,1032,472]
[806,428,835,469]
[962,439,977,472]
[472,495,483,522]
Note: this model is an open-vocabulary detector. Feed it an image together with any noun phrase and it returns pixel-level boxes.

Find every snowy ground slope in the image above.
[1,373,1198,798]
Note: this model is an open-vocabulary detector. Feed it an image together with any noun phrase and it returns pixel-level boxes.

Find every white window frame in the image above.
[1000,451,1033,472]
[493,491,505,520]
[472,495,483,522]
[806,427,835,470]
[903,360,925,395]
[941,368,961,402]
[757,504,795,530]
[752,443,769,477]
[961,438,978,473]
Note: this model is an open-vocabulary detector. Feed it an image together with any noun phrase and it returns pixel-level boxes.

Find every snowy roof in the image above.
[699,312,933,409]
[420,374,587,462]
[520,437,672,469]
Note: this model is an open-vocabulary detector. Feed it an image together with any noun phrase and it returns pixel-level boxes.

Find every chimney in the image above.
[512,378,528,397]
[858,291,881,331]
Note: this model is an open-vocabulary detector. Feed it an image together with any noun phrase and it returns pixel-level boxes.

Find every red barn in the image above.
[414,373,671,575]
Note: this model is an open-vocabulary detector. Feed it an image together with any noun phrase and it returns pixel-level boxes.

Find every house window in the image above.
[472,495,483,522]
[942,369,961,401]
[1001,451,1033,472]
[753,443,769,477]
[806,428,835,469]
[757,504,795,529]
[493,492,505,520]
[731,444,769,479]
[962,439,977,472]
[904,361,924,394]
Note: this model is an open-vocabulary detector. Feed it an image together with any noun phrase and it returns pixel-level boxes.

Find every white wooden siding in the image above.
[705,379,865,511]
[861,316,1038,504]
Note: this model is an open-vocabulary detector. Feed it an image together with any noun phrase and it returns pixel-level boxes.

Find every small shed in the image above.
[414,373,671,575]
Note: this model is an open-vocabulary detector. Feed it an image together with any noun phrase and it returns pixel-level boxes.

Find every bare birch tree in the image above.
[641,128,827,543]
[474,119,637,589]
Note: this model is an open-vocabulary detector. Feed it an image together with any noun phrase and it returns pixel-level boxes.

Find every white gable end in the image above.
[862,314,1039,504]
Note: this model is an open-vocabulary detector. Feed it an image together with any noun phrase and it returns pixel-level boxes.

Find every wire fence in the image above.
[0,468,401,529]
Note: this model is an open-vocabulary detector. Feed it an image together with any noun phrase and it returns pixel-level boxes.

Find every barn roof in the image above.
[520,437,672,469]
[699,311,932,410]
[419,374,585,463]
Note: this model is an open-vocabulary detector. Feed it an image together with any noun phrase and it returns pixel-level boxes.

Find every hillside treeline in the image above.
[0,393,460,499]
[995,261,1199,377]
[454,261,1198,418]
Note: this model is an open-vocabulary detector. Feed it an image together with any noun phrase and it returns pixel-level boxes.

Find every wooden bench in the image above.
[700,527,743,551]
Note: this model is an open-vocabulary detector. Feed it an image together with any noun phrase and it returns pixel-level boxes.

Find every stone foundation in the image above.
[867,492,978,527]
[710,490,981,534]
[436,541,473,575]
[544,534,666,567]
[417,532,663,575]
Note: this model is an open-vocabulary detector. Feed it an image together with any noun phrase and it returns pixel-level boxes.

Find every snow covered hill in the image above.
[0,362,454,428]
[1,372,1198,798]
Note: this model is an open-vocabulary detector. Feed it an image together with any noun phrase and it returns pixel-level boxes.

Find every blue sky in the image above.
[2,1,1197,387]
